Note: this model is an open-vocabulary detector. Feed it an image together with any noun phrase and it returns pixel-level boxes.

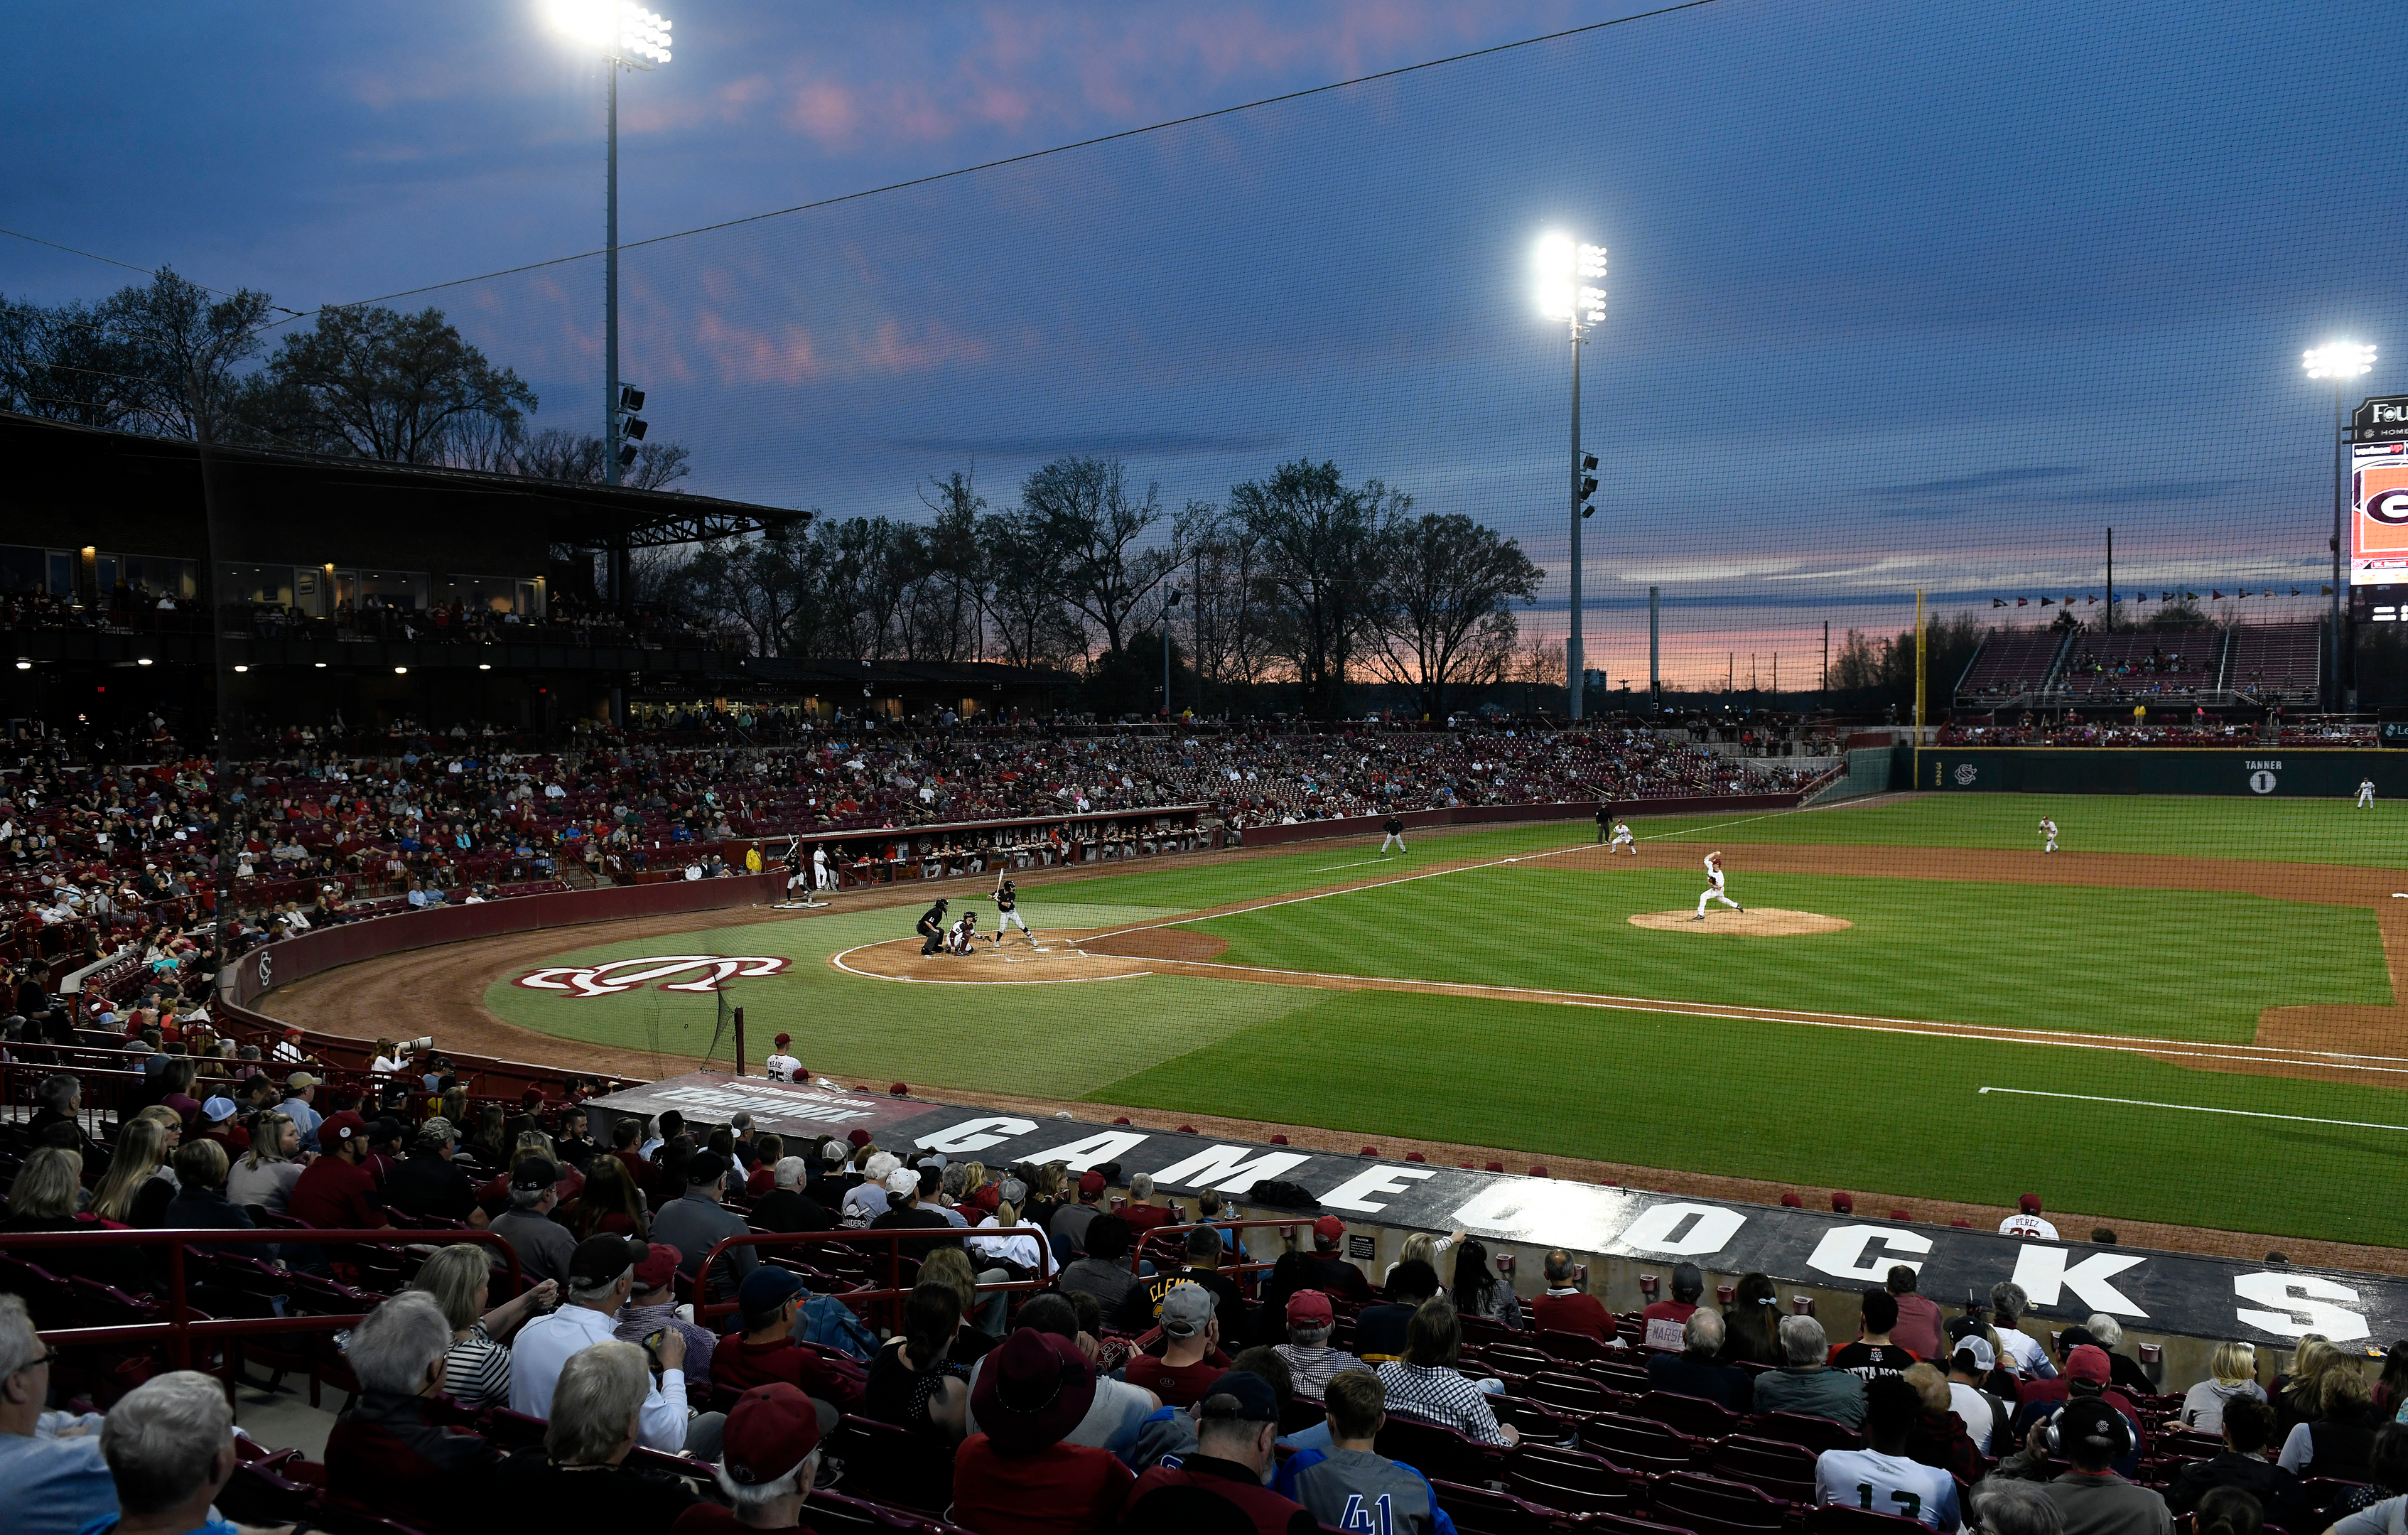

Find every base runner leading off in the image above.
[1608,820,1636,856]
[1692,851,1742,920]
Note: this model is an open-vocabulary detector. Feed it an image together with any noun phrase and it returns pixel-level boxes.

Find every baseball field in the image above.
[287,791,2408,1250]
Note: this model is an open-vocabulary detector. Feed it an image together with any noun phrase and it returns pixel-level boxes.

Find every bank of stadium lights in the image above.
[2304,340,2377,708]
[1534,232,1607,721]
[546,0,671,64]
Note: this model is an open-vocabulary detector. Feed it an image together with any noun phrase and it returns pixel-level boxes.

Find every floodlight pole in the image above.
[2332,379,2348,711]
[1567,322,1584,722]
[606,63,622,493]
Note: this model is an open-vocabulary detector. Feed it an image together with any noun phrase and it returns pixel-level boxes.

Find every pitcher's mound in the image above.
[1629,907,1852,936]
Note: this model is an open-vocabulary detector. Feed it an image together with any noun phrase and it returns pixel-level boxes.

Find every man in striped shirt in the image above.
[1273,1290,1368,1402]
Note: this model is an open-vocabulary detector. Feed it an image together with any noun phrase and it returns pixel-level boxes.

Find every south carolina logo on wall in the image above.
[514,955,790,998]
[1953,764,1977,785]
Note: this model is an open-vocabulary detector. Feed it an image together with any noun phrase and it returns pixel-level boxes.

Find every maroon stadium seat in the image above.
[1749,1411,1866,1455]
[1525,1370,1621,1418]
[1805,1503,1934,1535]
[821,1415,956,1514]
[1374,1414,1505,1486]
[1540,1328,1611,1362]
[1505,1443,1643,1514]
[1636,1390,1741,1439]
[1708,1435,1820,1504]
[1577,1412,1702,1475]
[1430,1480,1563,1535]
[1648,1471,1793,1535]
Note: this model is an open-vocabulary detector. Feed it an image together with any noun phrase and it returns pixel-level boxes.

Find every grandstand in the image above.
[2057,631,2215,700]
[2222,623,2323,700]
[1950,628,2069,704]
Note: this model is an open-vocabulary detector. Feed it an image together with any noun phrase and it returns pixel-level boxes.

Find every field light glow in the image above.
[2304,340,2376,379]
[1535,231,1607,325]
[547,0,671,63]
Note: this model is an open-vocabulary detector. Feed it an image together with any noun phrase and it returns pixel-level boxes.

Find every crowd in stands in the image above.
[1939,719,2374,748]
[0,711,1816,1019]
[4,577,706,649]
[6,1071,2408,1535]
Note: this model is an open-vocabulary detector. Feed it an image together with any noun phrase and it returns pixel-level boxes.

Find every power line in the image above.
[0,227,305,315]
[271,0,1732,327]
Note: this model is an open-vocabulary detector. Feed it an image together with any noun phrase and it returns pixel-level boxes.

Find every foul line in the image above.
[1311,856,1402,872]
[1977,1086,2408,1133]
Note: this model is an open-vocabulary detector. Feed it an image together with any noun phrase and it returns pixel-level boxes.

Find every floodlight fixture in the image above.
[619,385,645,411]
[136,657,153,666]
[623,416,648,441]
[2304,340,2376,380]
[549,1,671,66]
[617,443,639,468]
[1534,229,1611,718]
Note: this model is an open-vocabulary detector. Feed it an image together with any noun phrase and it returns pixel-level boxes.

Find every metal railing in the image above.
[1120,1217,1308,1286]
[0,1225,522,1371]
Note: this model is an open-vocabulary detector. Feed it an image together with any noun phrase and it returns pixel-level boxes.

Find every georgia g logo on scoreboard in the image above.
[514,954,790,998]
[2368,485,2408,524]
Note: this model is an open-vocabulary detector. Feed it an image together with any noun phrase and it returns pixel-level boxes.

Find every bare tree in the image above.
[237,304,535,463]
[1370,512,1541,719]
[1020,455,1179,655]
[983,507,1087,667]
[1227,459,1403,717]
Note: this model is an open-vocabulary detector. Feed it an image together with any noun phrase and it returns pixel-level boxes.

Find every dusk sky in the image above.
[12,0,2404,688]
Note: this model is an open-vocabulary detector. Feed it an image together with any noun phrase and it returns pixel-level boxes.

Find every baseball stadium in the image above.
[10,4,2408,1534]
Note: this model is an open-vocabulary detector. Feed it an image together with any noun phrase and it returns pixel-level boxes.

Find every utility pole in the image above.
[1823,620,1830,694]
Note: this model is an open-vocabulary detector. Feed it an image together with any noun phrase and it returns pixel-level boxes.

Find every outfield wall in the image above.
[1237,793,1805,848]
[1915,748,2404,797]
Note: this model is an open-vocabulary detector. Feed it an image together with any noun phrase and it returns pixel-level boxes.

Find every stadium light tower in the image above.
[2304,339,2375,710]
[1536,232,1607,720]
[549,0,671,502]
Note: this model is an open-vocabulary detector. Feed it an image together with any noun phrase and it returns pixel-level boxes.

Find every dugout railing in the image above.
[1118,1217,1307,1286]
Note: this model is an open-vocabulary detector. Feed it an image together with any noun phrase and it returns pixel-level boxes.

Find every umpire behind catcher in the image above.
[917,898,950,956]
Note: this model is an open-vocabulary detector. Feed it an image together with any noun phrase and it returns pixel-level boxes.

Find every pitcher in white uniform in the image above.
[1692,851,1742,920]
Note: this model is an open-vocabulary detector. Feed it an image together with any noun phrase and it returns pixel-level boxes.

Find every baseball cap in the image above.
[685,1151,729,1185]
[1285,1289,1334,1327]
[999,1177,1027,1205]
[568,1234,644,1287]
[846,1128,873,1148]
[1077,1170,1106,1197]
[773,1032,792,1047]
[1195,1369,1279,1424]
[1952,1334,1997,1372]
[632,1242,682,1292]
[511,1156,561,1191]
[200,1096,237,1124]
[2065,1344,2112,1384]
[2019,1193,2044,1214]
[1160,1281,1214,1340]
[821,1141,849,1165]
[1312,1214,1346,1245]
[317,1110,367,1149]
[2057,1396,2128,1453]
[739,1265,806,1323]
[286,1071,319,1089]
[720,1382,823,1487]
[885,1166,920,1197]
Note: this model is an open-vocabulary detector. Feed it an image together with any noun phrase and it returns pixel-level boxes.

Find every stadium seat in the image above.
[1635,1391,1740,1439]
[1577,1413,1702,1475]
[1430,1480,1562,1535]
[1647,1471,1793,1535]
[1539,1329,1611,1362]
[1374,1414,1504,1486]
[1525,1370,1621,1418]
[1505,1443,1643,1514]
[1587,1513,1707,1535]
[805,1490,970,1535]
[1749,1412,1866,1455]
[1707,1435,1820,1504]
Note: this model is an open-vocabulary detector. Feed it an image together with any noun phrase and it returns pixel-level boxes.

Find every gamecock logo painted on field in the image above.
[514,955,791,998]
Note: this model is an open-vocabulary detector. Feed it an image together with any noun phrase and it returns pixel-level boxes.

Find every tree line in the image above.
[0,268,689,488]
[659,455,1545,719]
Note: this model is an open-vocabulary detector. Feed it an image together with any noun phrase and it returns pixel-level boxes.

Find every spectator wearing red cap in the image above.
[1273,1290,1367,1402]
[951,1328,1135,1535]
[325,1291,500,1534]
[1305,1216,1373,1303]
[674,1384,823,1535]
[614,1242,718,1390]
[1123,1369,1317,1535]
[1529,1249,1614,1342]
[711,1269,865,1419]
[2011,1342,2148,1475]
[488,1340,700,1530]
[963,1295,1159,1458]
[286,1110,386,1243]
[1049,1170,1108,1257]
[1999,1194,2060,1241]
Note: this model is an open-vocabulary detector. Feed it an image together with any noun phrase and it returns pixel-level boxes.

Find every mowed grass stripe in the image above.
[1186,870,2387,1043]
[1091,986,2408,1246]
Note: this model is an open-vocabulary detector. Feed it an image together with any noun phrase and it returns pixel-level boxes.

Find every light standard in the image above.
[549,1,671,602]
[1162,588,1182,718]
[2304,340,2376,711]
[1536,232,1607,721]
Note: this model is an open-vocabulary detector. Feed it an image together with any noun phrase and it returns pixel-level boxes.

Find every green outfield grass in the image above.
[475,794,2408,1246]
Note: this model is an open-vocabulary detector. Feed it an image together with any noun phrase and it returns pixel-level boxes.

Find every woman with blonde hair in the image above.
[227,1111,306,1216]
[409,1240,561,1407]
[2278,1337,2346,1439]
[2278,1364,2385,1479]
[2,1148,137,1288]
[2183,1342,2266,1434]
[1383,1229,1465,1288]
[89,1119,173,1223]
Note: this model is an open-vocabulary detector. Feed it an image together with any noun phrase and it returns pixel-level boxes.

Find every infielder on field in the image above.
[2359,779,2377,809]
[1692,851,1743,920]
[2039,817,2058,853]
[1378,814,1406,854]
[1607,820,1637,856]
[993,875,1037,948]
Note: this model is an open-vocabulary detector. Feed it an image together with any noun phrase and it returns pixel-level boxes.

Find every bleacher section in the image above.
[1952,628,2066,702]
[2057,632,2215,699]
[2223,623,2322,699]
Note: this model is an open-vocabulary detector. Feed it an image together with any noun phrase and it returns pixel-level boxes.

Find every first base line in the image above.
[1977,1085,2408,1133]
